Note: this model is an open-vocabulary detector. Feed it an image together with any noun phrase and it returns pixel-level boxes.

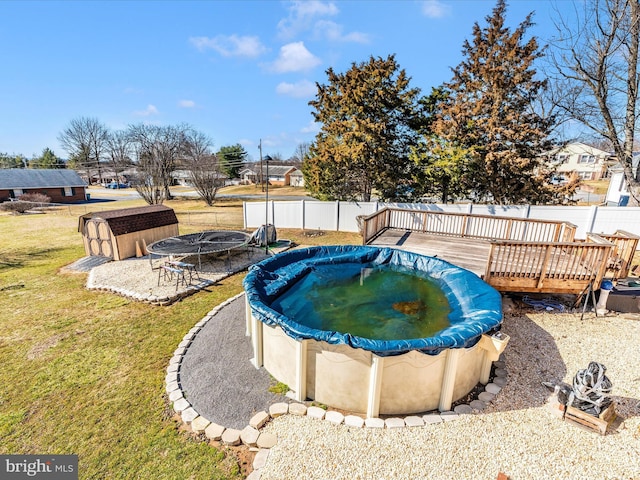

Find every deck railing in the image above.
[360,207,639,294]
[360,207,577,245]
[484,234,613,294]
[599,230,640,279]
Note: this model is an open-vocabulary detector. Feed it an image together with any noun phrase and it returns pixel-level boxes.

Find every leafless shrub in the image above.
[18,193,51,203]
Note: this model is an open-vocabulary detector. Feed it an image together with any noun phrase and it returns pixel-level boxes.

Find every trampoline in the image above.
[147,230,251,270]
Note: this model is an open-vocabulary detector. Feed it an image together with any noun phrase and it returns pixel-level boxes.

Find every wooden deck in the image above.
[368,230,490,277]
[359,208,639,295]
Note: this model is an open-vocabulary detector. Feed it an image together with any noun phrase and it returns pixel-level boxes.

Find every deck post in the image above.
[536,244,555,289]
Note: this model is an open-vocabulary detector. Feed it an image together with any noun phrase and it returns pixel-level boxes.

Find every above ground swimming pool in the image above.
[244,245,507,416]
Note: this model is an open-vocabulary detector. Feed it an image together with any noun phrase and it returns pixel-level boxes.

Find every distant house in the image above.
[544,142,614,181]
[77,167,137,186]
[605,154,640,206]
[239,165,303,186]
[289,169,305,187]
[171,169,228,187]
[0,168,87,203]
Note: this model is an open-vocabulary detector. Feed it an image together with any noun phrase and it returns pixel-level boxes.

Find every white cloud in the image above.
[133,104,159,117]
[276,80,317,98]
[189,34,267,58]
[422,0,451,18]
[270,42,321,73]
[178,100,196,108]
[313,20,370,43]
[292,0,338,17]
[278,0,339,39]
[301,120,320,134]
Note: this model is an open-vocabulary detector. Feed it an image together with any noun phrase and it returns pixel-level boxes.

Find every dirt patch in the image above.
[27,333,68,360]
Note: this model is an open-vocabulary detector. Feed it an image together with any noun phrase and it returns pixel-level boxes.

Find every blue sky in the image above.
[1,0,577,161]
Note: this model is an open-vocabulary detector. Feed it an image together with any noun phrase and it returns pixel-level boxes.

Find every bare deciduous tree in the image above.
[291,142,310,166]
[127,124,186,204]
[549,0,640,203]
[106,130,133,187]
[58,117,109,184]
[182,128,223,206]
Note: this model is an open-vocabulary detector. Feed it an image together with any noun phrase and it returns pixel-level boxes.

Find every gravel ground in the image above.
[178,295,287,430]
[84,249,270,303]
[258,310,640,480]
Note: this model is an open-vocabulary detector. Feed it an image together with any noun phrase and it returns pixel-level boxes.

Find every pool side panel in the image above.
[313,343,372,413]
[378,350,446,414]
[254,317,501,415]
[261,323,299,391]
[452,344,484,402]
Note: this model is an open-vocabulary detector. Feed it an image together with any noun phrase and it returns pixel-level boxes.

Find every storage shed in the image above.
[78,205,179,260]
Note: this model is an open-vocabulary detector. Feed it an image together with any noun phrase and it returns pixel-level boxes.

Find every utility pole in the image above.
[259,139,264,192]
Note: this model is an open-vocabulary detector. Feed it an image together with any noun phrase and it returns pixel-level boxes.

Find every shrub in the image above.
[1,201,32,214]
[18,193,51,203]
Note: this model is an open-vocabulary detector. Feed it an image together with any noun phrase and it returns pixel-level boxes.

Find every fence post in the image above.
[335,201,340,231]
[587,205,599,233]
[243,202,247,229]
[270,200,275,227]
[301,199,305,230]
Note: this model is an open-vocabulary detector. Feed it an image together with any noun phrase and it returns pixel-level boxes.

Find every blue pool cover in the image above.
[243,245,503,356]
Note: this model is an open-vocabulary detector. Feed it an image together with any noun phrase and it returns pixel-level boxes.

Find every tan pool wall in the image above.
[248,304,508,417]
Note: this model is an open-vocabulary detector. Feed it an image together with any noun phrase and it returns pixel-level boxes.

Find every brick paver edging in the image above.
[164,293,508,477]
[87,268,216,306]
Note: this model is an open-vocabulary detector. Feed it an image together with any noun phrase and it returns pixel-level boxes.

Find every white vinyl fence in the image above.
[243,200,640,240]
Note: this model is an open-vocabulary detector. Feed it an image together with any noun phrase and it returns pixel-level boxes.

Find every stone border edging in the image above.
[87,268,216,306]
[165,293,508,478]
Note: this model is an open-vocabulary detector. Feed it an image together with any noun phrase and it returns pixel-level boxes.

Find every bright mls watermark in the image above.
[0,455,78,479]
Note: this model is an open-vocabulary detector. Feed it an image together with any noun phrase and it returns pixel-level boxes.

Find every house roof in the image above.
[608,152,640,173]
[0,168,87,189]
[546,142,612,158]
[240,165,299,176]
[78,205,178,236]
[172,169,227,179]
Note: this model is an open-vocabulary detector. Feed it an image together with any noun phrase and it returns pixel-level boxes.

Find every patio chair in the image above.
[158,263,187,291]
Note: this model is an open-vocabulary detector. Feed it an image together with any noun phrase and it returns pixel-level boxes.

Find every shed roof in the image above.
[0,169,87,189]
[78,205,178,236]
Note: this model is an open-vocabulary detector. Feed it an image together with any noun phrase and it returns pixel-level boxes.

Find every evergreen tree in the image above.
[217,144,247,180]
[306,55,421,201]
[434,0,557,204]
[30,147,64,169]
[412,87,473,203]
[0,153,26,168]
[411,137,473,203]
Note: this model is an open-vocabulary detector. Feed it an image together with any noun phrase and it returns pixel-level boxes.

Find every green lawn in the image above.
[0,203,361,479]
[0,211,245,479]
